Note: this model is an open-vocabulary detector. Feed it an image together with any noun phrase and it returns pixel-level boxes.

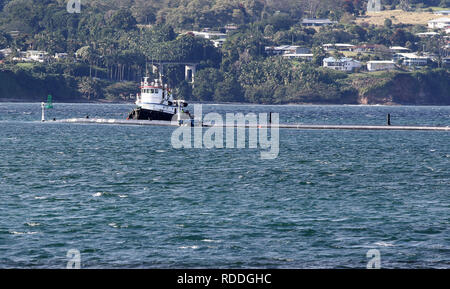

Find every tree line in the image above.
[0,0,448,104]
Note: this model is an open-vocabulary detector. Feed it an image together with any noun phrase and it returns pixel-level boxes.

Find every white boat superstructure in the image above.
[136,77,176,115]
[128,76,192,122]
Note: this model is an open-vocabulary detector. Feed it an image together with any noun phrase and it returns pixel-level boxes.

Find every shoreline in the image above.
[1,99,450,106]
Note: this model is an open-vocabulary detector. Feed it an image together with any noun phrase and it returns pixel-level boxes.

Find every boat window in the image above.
[155,89,159,93]
[151,89,154,94]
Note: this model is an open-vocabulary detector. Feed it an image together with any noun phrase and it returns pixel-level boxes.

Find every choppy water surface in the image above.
[0,103,449,268]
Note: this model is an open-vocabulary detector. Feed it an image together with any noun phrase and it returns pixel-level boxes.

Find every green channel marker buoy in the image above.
[41,95,53,122]
[45,95,53,109]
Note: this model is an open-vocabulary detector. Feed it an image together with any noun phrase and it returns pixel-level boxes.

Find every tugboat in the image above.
[127,76,192,122]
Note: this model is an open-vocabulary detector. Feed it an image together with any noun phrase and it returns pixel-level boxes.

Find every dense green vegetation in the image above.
[350,69,450,104]
[0,0,448,104]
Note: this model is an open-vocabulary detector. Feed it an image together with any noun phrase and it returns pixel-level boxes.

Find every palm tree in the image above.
[78,77,101,100]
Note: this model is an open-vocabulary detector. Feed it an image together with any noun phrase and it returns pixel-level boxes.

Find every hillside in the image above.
[350,69,450,105]
[356,9,441,26]
[0,0,449,105]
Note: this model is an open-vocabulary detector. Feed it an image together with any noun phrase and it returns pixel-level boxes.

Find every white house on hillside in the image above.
[224,24,238,33]
[428,18,450,29]
[188,30,227,48]
[367,60,395,71]
[55,53,68,59]
[443,57,450,66]
[390,46,410,53]
[0,48,12,58]
[394,53,430,67]
[283,53,313,61]
[265,45,310,56]
[434,10,450,16]
[323,43,355,51]
[211,38,226,48]
[323,57,361,72]
[416,32,440,38]
[15,50,49,63]
[302,18,337,26]
[190,31,227,40]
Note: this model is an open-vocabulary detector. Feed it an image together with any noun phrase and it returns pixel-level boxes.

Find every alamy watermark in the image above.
[66,249,81,269]
[67,0,81,14]
[366,249,381,269]
[171,105,280,160]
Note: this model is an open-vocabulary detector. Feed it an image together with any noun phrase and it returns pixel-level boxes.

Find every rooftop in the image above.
[417,32,440,36]
[302,18,336,24]
[396,53,430,59]
[367,60,395,63]
[390,46,410,51]
[428,17,450,23]
[283,53,313,57]
[265,45,308,51]
[190,31,227,38]
[323,43,355,47]
[323,57,360,63]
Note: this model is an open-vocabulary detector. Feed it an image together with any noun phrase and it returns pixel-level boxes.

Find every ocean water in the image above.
[0,103,449,268]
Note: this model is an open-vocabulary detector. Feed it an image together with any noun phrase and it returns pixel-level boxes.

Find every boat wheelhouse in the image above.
[128,77,192,122]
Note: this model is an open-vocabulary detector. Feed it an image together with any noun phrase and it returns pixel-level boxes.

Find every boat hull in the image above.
[128,108,175,121]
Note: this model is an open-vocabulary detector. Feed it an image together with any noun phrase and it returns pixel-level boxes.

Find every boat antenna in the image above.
[145,57,148,77]
[157,46,163,83]
[150,57,153,78]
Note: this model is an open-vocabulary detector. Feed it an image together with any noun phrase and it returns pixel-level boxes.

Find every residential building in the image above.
[55,53,68,60]
[443,57,450,66]
[434,10,450,16]
[323,43,355,51]
[302,18,337,26]
[12,50,49,63]
[224,24,239,33]
[265,45,310,56]
[394,53,430,67]
[367,60,395,71]
[282,53,313,61]
[27,50,49,62]
[265,46,285,56]
[417,32,440,38]
[390,46,410,53]
[211,38,226,48]
[0,48,12,58]
[188,30,228,48]
[190,31,227,40]
[352,44,386,53]
[428,17,450,29]
[323,57,361,72]
[8,31,19,37]
[24,50,49,62]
